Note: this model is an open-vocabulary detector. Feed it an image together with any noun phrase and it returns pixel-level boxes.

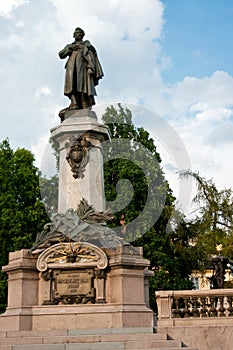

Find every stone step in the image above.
[1,345,198,350]
[0,330,166,344]
[0,339,181,347]
[0,335,171,346]
[125,340,182,348]
[2,327,154,338]
[0,348,198,350]
[0,329,198,350]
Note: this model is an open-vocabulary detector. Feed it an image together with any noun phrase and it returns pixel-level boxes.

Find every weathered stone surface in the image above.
[50,110,110,213]
[0,328,198,350]
[159,325,233,350]
[0,247,153,332]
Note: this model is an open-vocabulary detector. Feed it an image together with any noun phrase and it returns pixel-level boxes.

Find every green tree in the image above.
[102,104,193,310]
[180,170,233,261]
[0,139,49,312]
[39,174,58,217]
[102,104,165,240]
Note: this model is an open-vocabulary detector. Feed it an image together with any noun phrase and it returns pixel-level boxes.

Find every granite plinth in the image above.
[0,247,153,331]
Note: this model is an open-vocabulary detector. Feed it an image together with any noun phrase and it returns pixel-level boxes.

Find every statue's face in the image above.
[73,29,84,41]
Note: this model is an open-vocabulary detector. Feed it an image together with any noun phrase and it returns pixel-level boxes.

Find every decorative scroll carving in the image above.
[37,241,108,272]
[66,136,93,179]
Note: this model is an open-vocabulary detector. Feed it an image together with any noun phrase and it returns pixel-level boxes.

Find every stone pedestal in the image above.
[0,247,153,331]
[0,250,38,331]
[50,110,110,212]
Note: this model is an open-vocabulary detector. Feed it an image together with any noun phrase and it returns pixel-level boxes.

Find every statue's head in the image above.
[73,27,85,40]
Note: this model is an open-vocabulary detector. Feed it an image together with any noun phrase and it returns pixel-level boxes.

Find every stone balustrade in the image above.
[155,289,233,322]
[155,289,233,350]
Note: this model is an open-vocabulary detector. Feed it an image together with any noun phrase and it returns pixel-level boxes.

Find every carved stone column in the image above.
[50,109,110,212]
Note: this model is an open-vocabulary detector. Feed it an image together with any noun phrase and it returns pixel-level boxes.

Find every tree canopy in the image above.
[180,170,233,261]
[102,104,194,309]
[0,139,49,312]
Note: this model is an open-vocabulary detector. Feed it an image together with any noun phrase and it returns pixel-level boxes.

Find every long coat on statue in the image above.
[59,40,104,99]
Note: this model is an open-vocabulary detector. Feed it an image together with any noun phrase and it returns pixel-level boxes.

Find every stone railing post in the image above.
[155,291,173,326]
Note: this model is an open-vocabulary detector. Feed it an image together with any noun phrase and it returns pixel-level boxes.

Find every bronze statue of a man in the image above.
[59,27,104,120]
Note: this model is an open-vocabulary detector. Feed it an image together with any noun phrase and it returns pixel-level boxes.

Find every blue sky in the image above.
[0,0,232,215]
[162,0,233,82]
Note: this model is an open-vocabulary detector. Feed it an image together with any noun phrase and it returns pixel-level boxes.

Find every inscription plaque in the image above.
[55,271,92,296]
[46,269,96,304]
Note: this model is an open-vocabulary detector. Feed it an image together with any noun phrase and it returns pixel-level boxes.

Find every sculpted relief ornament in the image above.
[36,241,108,305]
[32,200,115,305]
[31,198,127,252]
[37,241,108,272]
[66,136,93,179]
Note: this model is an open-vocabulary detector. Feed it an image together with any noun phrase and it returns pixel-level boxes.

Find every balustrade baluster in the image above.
[173,298,181,318]
[218,296,226,317]
[183,297,190,317]
[191,297,199,317]
[209,296,217,317]
[200,297,208,317]
[227,296,233,317]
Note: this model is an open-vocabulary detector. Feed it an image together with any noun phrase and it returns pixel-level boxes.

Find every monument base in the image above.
[0,304,152,332]
[0,246,153,332]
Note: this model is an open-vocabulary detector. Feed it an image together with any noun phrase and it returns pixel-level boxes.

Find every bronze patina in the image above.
[59,27,104,120]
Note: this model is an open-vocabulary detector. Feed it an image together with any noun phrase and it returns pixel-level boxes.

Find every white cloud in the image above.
[0,0,232,212]
[139,69,233,213]
[50,0,164,42]
[36,87,52,97]
[196,107,232,122]
[169,71,233,114]
[31,134,57,177]
[0,0,28,17]
[0,33,24,49]
[166,72,233,193]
